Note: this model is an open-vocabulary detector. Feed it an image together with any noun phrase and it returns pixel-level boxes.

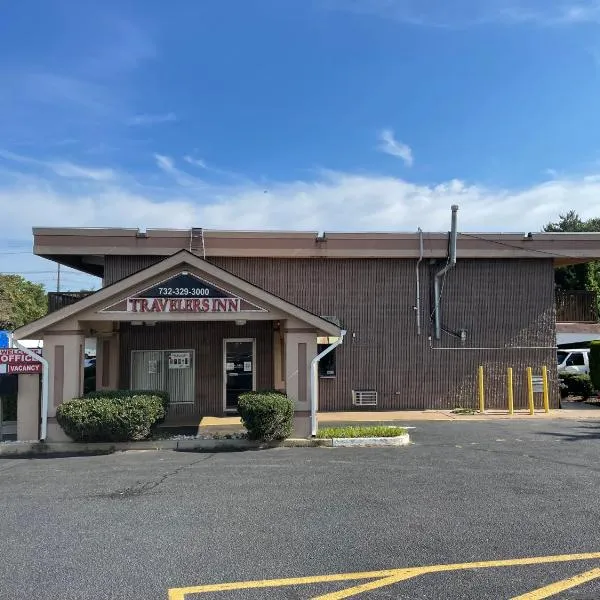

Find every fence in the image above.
[47,291,94,313]
[555,290,599,323]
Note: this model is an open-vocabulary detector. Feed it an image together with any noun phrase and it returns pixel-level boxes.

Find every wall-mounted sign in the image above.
[168,352,191,369]
[101,271,267,314]
[0,348,42,375]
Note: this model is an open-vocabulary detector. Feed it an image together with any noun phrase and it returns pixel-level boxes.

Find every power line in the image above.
[460,233,592,261]
[0,270,93,276]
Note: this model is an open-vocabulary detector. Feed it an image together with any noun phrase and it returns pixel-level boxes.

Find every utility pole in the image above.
[56,264,61,293]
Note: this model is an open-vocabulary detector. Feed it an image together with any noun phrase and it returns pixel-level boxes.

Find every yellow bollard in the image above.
[526,367,534,415]
[478,365,485,413]
[507,367,514,415]
[542,365,550,413]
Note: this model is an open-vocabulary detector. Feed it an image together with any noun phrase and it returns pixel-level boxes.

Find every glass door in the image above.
[224,339,255,411]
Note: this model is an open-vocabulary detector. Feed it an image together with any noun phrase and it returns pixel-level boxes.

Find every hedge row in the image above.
[57,390,169,442]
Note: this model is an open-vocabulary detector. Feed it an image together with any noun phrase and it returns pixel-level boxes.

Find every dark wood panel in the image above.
[111,254,558,411]
[212,257,558,411]
[119,321,273,419]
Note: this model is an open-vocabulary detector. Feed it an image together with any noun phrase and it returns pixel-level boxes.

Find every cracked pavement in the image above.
[1,419,600,599]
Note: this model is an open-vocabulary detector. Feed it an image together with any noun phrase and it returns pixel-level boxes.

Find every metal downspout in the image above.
[11,338,49,441]
[434,205,459,340]
[310,330,346,437]
[416,228,424,336]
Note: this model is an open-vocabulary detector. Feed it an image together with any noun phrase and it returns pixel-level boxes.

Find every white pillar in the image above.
[17,374,40,441]
[43,329,85,441]
[284,321,317,438]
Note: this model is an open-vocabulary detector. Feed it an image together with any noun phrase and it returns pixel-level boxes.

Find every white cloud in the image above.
[0,149,114,181]
[49,162,115,181]
[2,155,600,240]
[378,129,413,166]
[127,112,177,126]
[325,0,600,28]
[154,153,176,173]
[184,156,208,169]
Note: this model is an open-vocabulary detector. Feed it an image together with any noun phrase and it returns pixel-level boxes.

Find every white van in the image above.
[557,349,590,375]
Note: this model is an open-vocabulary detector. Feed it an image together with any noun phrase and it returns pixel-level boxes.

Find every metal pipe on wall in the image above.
[415,228,424,336]
[434,205,459,340]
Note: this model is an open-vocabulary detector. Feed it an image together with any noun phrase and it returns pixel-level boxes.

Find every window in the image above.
[566,352,585,366]
[317,336,339,377]
[557,351,568,365]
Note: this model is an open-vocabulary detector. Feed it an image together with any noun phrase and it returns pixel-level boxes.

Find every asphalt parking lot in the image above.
[1,419,600,600]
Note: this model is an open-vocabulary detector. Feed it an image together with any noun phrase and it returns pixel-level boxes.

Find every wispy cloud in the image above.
[154,153,207,188]
[154,153,176,173]
[127,112,177,126]
[50,162,114,181]
[0,149,115,181]
[184,156,208,169]
[325,0,600,28]
[378,129,413,166]
[3,148,600,251]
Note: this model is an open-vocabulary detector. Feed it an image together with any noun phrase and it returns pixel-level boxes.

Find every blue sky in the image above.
[2,0,600,289]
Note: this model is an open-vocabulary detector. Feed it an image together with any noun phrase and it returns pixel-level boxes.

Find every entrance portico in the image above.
[13,251,340,441]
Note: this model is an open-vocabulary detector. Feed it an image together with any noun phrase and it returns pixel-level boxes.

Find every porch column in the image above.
[44,328,85,441]
[95,332,120,391]
[17,374,40,441]
[284,321,317,438]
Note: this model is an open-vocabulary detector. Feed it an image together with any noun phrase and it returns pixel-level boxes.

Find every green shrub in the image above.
[238,391,294,441]
[84,389,170,421]
[590,341,600,392]
[56,394,165,442]
[559,373,595,399]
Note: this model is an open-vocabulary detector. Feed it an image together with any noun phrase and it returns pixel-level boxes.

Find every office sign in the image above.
[0,348,43,374]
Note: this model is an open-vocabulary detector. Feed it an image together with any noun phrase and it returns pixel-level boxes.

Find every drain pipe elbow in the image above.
[434,205,459,340]
[310,330,346,437]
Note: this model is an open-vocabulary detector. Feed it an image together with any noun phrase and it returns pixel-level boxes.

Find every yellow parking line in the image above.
[310,571,422,600]
[168,551,600,599]
[511,567,600,599]
[167,570,400,600]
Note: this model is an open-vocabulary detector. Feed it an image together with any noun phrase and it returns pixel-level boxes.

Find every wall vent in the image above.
[352,390,377,406]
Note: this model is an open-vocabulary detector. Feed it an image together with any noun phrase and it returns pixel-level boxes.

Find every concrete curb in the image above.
[330,433,411,447]
[0,434,412,456]
[0,438,331,456]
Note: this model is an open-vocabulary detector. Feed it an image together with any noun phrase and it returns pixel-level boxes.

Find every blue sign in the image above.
[0,330,10,349]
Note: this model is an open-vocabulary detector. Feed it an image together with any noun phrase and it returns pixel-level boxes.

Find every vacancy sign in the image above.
[0,348,43,374]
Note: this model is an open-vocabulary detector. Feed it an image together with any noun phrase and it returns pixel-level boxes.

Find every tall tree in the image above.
[543,211,600,298]
[0,275,47,329]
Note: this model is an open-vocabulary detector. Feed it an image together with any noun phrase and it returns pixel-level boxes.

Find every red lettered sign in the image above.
[0,348,43,374]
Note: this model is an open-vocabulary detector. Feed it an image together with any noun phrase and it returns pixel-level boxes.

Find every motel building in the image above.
[8,206,600,441]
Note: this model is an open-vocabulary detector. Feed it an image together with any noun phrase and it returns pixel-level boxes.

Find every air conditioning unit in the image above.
[352,390,377,406]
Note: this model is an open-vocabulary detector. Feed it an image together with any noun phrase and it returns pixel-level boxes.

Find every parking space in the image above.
[1,419,600,599]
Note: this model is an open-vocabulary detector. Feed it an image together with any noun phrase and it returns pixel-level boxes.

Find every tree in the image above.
[0,275,47,329]
[543,211,600,300]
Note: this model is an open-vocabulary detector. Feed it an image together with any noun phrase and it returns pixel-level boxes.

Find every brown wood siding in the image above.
[104,256,162,285]
[109,255,558,411]
[210,257,558,411]
[119,321,273,419]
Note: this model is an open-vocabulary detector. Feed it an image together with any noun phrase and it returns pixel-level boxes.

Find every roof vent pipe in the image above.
[434,205,459,340]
